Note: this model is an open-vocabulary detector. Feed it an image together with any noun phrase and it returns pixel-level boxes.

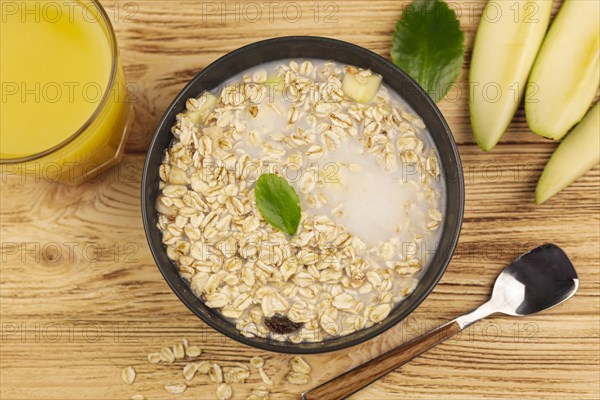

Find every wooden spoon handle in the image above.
[302,320,462,400]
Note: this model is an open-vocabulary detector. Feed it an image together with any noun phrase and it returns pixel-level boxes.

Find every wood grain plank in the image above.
[2,0,599,399]
[1,148,598,399]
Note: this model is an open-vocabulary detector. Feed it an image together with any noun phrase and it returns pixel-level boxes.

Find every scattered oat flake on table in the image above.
[164,382,187,394]
[249,356,264,369]
[130,395,145,400]
[224,366,250,383]
[147,352,161,364]
[121,366,135,385]
[173,343,185,359]
[196,360,212,374]
[258,367,273,385]
[287,371,310,385]
[186,345,202,358]
[183,362,198,381]
[160,346,176,363]
[247,386,270,400]
[216,382,233,400]
[209,363,223,383]
[290,356,311,374]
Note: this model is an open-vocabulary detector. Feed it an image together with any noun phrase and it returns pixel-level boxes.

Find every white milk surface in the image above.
[224,59,445,267]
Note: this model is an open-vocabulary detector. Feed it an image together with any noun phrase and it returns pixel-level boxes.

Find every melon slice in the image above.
[265,74,285,94]
[185,92,218,124]
[469,0,553,151]
[536,103,599,204]
[341,71,382,103]
[526,0,600,139]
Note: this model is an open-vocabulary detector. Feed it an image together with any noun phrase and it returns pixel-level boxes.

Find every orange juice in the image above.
[1,0,131,184]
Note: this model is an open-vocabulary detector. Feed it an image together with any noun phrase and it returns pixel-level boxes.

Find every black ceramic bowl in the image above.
[142,36,464,354]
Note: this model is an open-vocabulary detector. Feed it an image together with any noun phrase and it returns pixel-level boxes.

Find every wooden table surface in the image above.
[1,1,599,399]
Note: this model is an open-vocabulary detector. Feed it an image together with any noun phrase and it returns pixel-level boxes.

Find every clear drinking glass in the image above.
[1,0,132,184]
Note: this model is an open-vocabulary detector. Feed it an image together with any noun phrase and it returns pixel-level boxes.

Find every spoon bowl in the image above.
[490,244,579,316]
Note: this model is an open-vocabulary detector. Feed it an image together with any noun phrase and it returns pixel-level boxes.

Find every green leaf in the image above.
[391,0,465,102]
[254,173,301,236]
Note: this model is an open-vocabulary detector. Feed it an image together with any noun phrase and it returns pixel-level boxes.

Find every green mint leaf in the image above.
[254,173,301,236]
[391,0,465,102]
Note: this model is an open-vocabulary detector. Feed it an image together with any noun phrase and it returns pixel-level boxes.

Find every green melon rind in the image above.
[469,0,553,151]
[526,0,600,140]
[536,103,600,204]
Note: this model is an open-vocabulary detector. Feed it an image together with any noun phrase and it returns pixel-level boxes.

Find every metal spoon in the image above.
[302,244,579,400]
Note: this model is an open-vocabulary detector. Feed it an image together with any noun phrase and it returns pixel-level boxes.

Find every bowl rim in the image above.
[142,35,464,354]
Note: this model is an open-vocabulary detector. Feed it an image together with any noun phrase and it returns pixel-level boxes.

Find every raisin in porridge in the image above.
[155,59,445,342]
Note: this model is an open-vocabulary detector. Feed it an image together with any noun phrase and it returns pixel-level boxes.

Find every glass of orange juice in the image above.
[1,0,131,184]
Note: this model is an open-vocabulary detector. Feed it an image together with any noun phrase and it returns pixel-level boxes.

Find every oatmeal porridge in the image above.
[155,59,445,342]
